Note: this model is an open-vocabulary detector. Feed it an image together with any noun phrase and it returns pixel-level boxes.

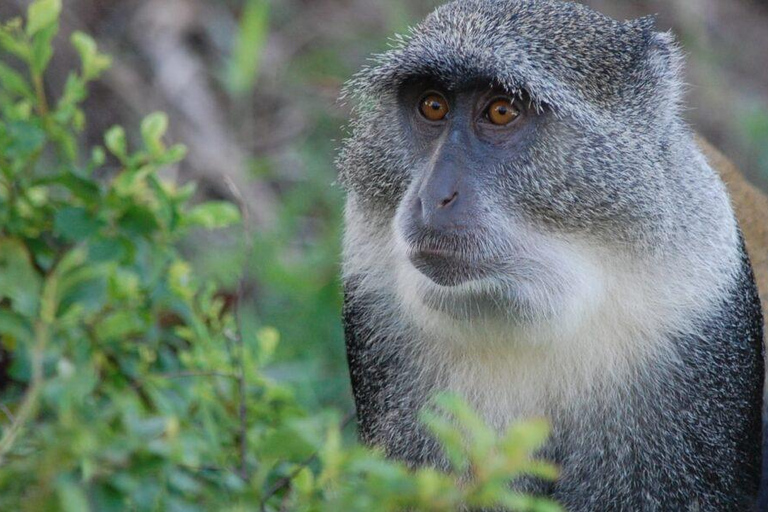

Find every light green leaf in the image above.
[71,31,111,81]
[183,201,241,229]
[26,0,61,36]
[227,0,270,94]
[56,481,90,512]
[0,22,31,60]
[105,125,127,161]
[141,112,168,154]
[420,408,467,472]
[502,418,552,456]
[156,143,187,166]
[94,310,145,340]
[112,165,153,197]
[257,327,280,363]
[58,73,87,111]
[292,466,314,495]
[91,146,106,167]
[30,23,57,74]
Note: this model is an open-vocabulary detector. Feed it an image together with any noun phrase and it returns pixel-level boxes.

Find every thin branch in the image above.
[224,175,254,482]
[0,404,15,424]
[151,371,237,380]
[0,248,69,464]
[0,321,47,464]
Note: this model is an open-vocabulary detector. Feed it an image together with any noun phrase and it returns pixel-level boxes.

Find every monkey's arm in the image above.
[342,285,382,444]
[343,282,443,465]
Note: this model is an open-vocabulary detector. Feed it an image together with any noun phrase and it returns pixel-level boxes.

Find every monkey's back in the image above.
[702,138,768,320]
[702,139,768,510]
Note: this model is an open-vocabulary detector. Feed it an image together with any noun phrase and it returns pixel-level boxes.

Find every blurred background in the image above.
[2,0,767,415]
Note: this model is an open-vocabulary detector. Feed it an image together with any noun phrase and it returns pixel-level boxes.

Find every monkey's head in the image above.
[339,0,737,341]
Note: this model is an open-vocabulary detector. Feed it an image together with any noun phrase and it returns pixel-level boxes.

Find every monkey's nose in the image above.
[414,187,467,231]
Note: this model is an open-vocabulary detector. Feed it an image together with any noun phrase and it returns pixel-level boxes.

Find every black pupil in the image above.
[496,105,508,116]
[430,101,441,111]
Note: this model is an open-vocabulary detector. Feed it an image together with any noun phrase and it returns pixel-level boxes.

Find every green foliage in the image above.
[738,104,768,182]
[226,0,270,95]
[0,2,561,510]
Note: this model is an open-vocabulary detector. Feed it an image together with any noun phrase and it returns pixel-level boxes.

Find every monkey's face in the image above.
[395,83,539,288]
[387,82,604,327]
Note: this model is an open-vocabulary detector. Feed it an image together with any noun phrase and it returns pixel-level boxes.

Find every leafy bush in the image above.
[0,1,561,510]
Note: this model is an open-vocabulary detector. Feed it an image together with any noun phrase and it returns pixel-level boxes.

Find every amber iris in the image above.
[487,98,520,126]
[419,93,449,121]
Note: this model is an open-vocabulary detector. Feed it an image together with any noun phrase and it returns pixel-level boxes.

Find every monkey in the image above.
[337,0,765,510]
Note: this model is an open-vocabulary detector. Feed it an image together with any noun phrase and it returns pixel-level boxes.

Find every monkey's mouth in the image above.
[408,247,491,287]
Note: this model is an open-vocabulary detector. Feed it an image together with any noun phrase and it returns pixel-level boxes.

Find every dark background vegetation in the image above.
[3,0,767,416]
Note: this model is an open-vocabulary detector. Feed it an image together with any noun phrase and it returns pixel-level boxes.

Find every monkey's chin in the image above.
[408,251,490,287]
[399,259,538,325]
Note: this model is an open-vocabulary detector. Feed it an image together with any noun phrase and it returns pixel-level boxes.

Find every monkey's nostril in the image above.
[414,197,423,215]
[439,191,458,208]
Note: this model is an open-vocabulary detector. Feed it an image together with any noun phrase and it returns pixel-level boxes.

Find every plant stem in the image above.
[224,175,252,482]
[32,73,49,117]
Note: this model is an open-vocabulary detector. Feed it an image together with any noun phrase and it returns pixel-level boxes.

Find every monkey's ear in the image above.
[633,17,685,119]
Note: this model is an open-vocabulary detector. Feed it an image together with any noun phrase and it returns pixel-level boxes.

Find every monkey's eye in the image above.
[419,93,449,122]
[485,98,521,126]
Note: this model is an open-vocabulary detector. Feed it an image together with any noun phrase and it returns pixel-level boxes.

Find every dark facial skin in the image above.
[397,81,541,287]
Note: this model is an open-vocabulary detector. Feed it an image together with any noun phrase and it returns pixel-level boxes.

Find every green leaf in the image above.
[54,207,103,241]
[87,237,129,264]
[4,119,45,160]
[0,23,31,60]
[90,146,106,168]
[71,31,111,81]
[0,62,33,99]
[154,143,187,166]
[226,0,270,94]
[175,182,197,203]
[34,172,101,206]
[261,419,322,461]
[0,238,41,317]
[141,112,168,154]
[183,202,241,229]
[56,263,109,319]
[57,73,87,114]
[420,408,467,472]
[26,0,61,36]
[112,165,153,197]
[117,204,160,236]
[0,309,33,348]
[502,418,552,456]
[56,480,90,512]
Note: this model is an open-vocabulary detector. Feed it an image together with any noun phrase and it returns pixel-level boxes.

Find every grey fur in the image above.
[338,0,764,509]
